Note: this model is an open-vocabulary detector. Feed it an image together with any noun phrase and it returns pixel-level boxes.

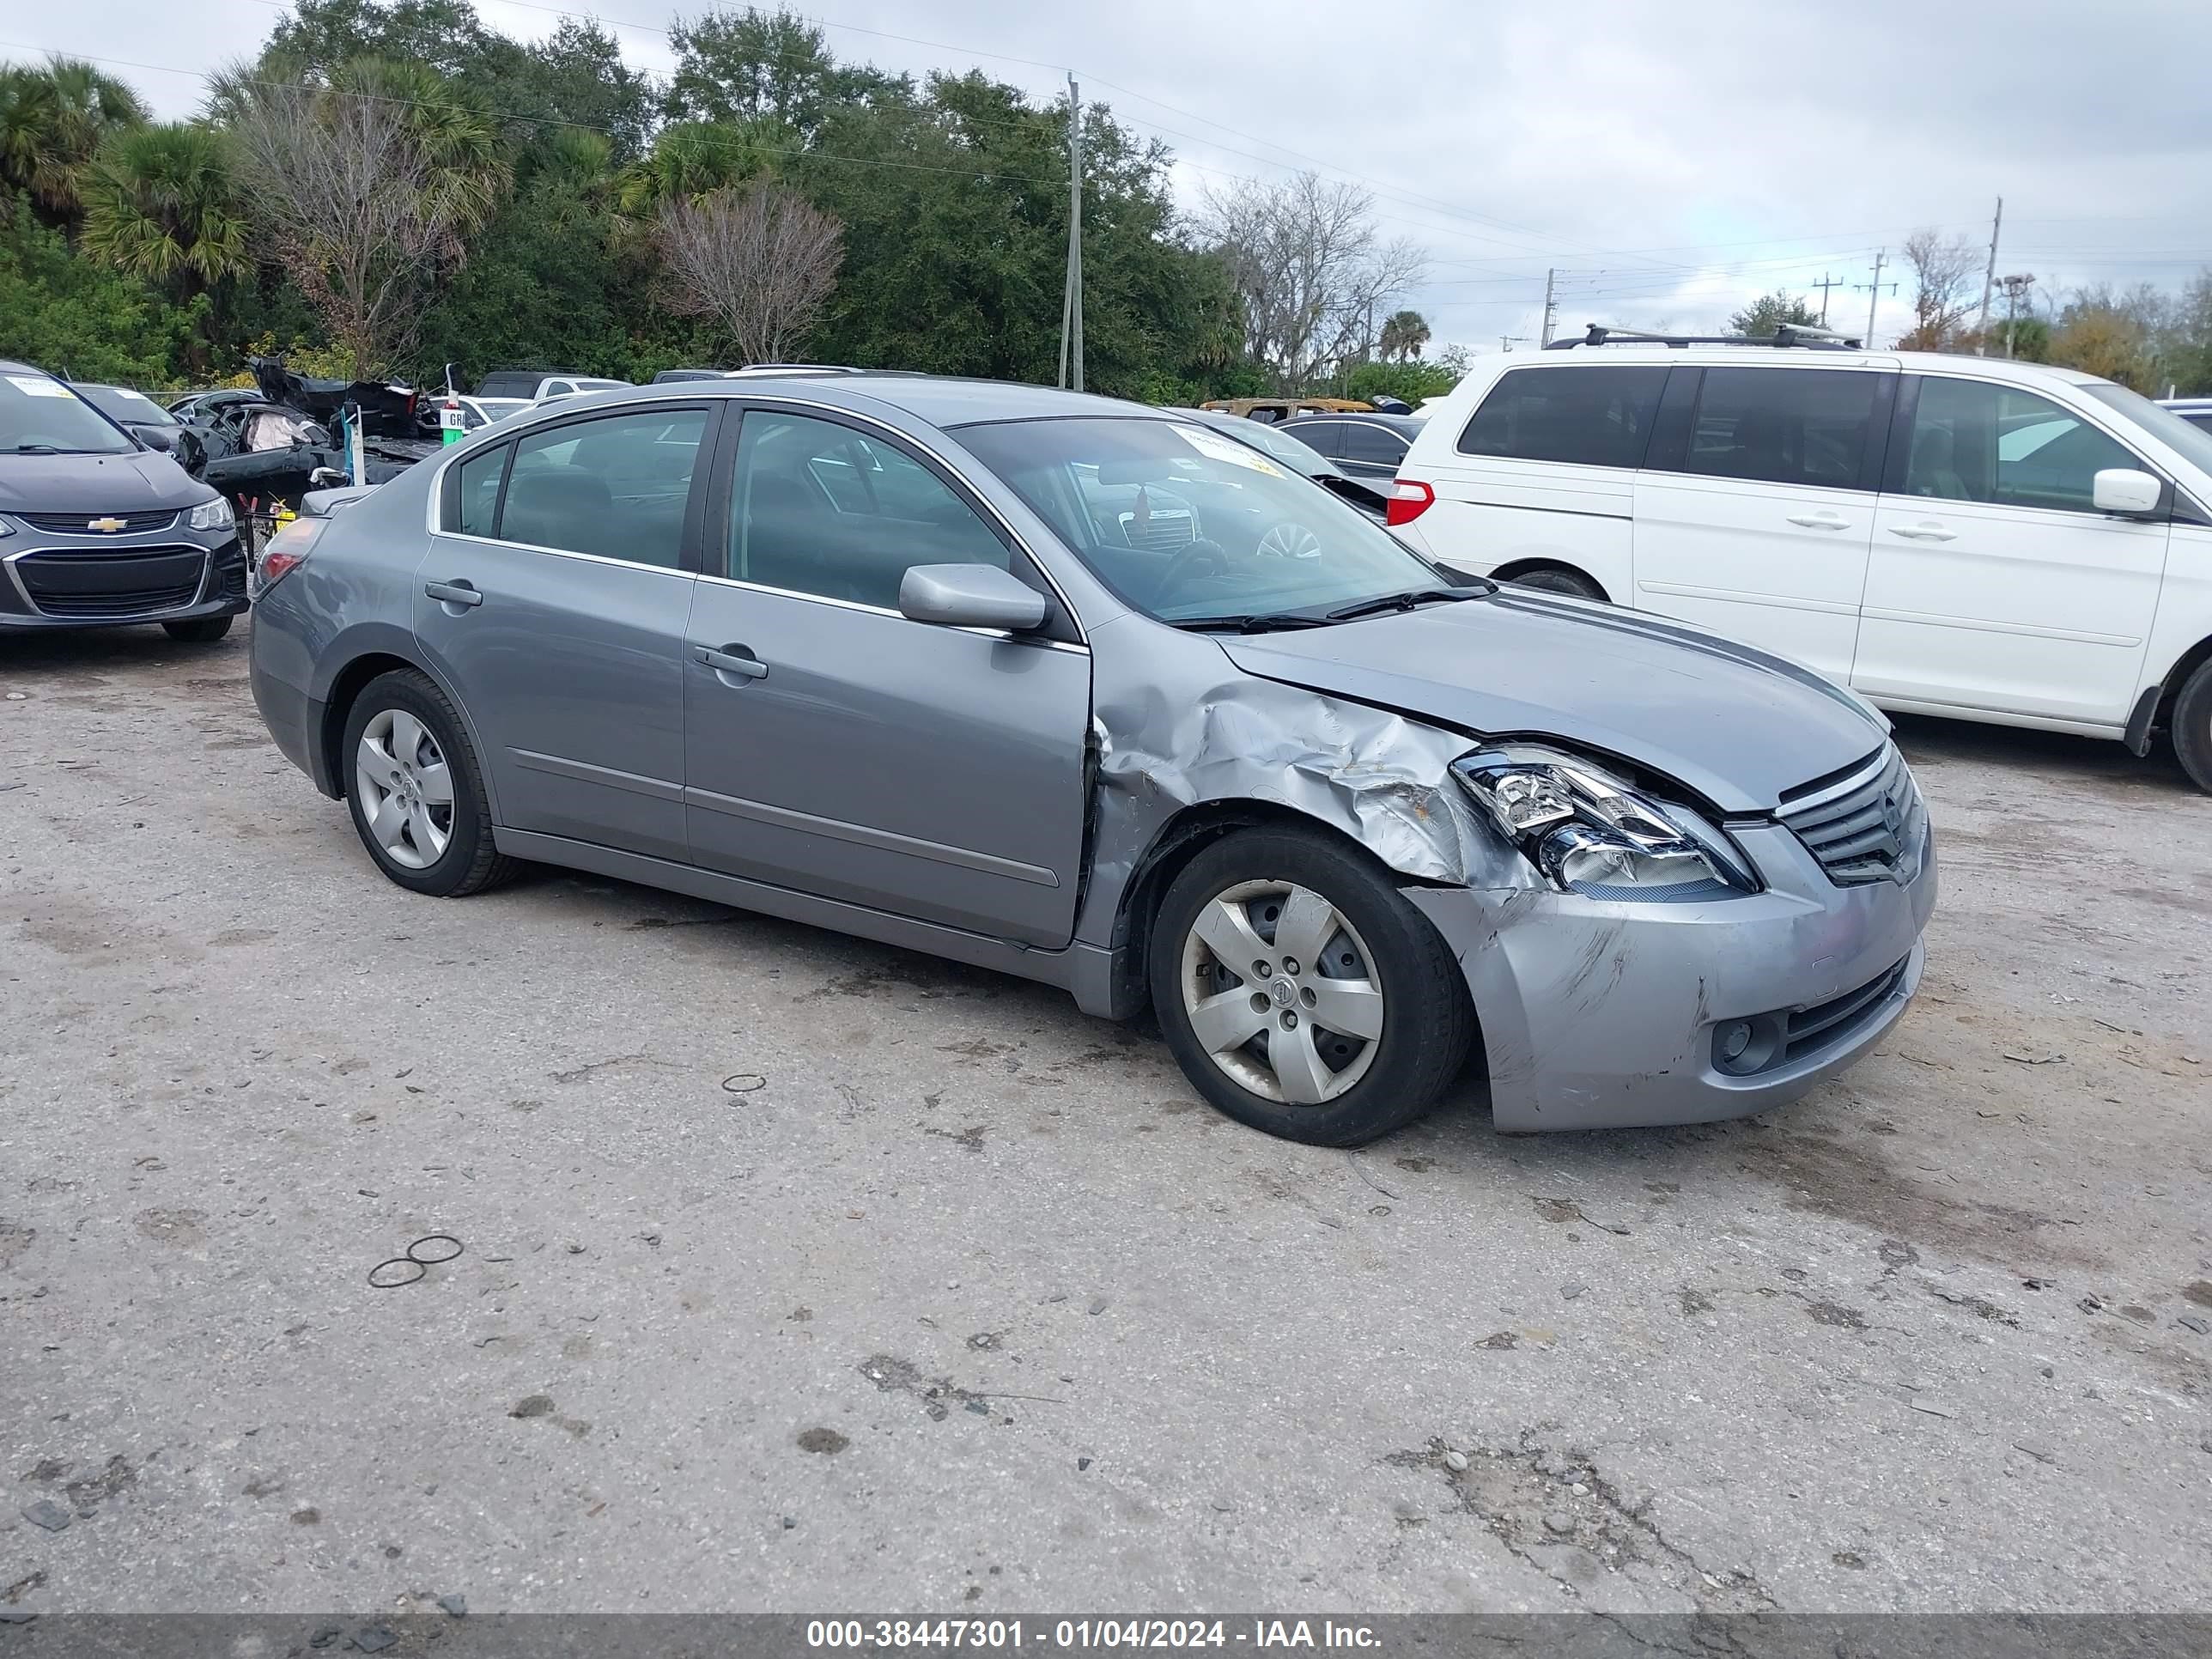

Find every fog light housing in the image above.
[1713,1013,1785,1077]
[1717,1020,1753,1063]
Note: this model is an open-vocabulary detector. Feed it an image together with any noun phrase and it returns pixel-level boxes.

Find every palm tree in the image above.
[1378,308,1431,363]
[0,56,149,222]
[616,118,787,222]
[523,126,615,232]
[80,122,252,287]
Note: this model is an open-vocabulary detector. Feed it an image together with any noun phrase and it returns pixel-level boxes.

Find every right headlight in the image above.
[1451,746,1755,901]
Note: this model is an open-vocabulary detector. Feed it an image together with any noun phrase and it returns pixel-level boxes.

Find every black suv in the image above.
[1,362,248,641]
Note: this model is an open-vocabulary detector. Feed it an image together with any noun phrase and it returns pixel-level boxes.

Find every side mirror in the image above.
[2092,468,2163,516]
[132,424,178,453]
[898,563,1048,633]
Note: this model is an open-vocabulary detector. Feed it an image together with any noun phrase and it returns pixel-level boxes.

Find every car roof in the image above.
[1484,344,2109,389]
[1,360,51,378]
[556,374,1153,429]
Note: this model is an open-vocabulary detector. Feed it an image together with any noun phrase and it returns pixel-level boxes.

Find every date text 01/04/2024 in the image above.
[804,1620,1382,1650]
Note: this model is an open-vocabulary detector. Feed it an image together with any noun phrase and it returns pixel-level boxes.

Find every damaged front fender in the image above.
[1071,617,1534,1000]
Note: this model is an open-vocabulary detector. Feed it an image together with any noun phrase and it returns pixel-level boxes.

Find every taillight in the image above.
[1386,478,1435,526]
[256,516,325,590]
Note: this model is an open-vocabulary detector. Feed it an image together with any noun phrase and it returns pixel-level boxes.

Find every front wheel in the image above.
[340,669,518,896]
[1148,829,1474,1146]
[2172,659,2212,793]
[163,615,234,642]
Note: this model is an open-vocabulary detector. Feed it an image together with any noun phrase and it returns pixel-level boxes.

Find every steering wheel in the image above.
[1256,520,1322,560]
[1153,538,1236,604]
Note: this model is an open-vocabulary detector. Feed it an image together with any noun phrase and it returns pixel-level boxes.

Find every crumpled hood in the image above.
[1220,590,1888,814]
[0,449,208,514]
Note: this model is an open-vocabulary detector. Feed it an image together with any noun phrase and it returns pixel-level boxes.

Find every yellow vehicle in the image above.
[1198,397,1374,423]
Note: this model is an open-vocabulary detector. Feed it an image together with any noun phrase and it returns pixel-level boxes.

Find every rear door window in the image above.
[1340,422,1409,468]
[1456,367,1667,468]
[500,409,707,567]
[452,443,507,536]
[1680,368,1880,489]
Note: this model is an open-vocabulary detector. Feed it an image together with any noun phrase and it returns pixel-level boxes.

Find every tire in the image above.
[340,668,519,897]
[162,615,234,642]
[1148,828,1474,1146]
[2173,659,2212,794]
[1507,567,1606,601]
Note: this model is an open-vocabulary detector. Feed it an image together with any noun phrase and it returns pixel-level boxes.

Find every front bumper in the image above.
[0,530,248,630]
[1407,819,1936,1132]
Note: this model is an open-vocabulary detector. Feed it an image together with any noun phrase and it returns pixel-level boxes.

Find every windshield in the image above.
[2085,382,2212,480]
[957,416,1443,623]
[0,373,137,454]
[78,385,175,426]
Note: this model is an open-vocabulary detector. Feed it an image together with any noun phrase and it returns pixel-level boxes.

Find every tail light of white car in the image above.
[1386,478,1434,526]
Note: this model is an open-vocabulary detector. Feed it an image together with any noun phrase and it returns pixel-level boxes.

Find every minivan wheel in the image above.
[340,669,518,896]
[1148,829,1474,1146]
[2172,659,2212,793]
[162,616,233,642]
[1507,567,1606,601]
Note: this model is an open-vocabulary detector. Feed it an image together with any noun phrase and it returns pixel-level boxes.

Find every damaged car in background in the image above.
[249,379,1936,1144]
[171,358,438,519]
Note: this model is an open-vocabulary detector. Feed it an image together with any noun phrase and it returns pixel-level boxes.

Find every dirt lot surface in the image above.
[3,624,2209,1616]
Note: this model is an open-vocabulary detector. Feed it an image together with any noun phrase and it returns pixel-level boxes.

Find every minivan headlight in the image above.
[187,495,234,532]
[1451,746,1753,901]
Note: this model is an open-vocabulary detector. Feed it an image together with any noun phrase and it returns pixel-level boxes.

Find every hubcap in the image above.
[355,708,454,870]
[1179,879,1384,1106]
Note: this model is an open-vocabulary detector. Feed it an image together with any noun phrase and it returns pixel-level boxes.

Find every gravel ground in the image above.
[2,623,2209,1618]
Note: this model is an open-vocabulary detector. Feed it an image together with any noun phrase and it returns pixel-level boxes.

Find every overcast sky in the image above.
[12,0,2210,356]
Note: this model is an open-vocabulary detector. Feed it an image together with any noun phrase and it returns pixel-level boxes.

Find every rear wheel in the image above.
[1148,828,1474,1146]
[162,615,233,642]
[1507,567,1606,601]
[340,669,518,896]
[2172,659,2212,793]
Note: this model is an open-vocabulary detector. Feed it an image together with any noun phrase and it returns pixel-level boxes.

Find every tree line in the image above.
[0,1,1452,404]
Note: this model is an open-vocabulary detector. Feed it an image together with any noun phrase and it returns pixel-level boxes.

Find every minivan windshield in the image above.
[1,373,137,454]
[2085,382,2212,479]
[76,384,176,426]
[957,416,1451,626]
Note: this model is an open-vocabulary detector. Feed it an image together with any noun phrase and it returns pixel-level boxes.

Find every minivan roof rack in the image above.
[1546,323,1865,351]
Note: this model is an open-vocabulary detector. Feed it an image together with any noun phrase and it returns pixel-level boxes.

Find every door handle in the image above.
[1786,511,1850,529]
[424,579,483,607]
[1888,523,1958,542]
[695,643,768,681]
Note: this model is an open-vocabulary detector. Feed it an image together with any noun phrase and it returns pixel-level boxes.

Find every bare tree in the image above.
[218,60,504,374]
[1896,228,1980,352]
[657,183,843,364]
[1198,173,1426,390]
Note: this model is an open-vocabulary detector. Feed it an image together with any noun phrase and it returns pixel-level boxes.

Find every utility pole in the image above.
[1539,269,1558,347]
[1057,73,1084,391]
[1809,272,1844,326]
[1998,272,2034,360]
[1856,249,1895,348]
[1972,196,2002,355]
[1500,336,1527,353]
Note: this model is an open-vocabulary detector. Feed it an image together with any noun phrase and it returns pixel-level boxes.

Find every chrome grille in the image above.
[1777,745,1920,886]
[15,509,179,533]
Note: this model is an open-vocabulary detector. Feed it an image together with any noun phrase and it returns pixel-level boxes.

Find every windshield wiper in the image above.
[3,443,64,454]
[1169,612,1334,635]
[1324,586,1486,623]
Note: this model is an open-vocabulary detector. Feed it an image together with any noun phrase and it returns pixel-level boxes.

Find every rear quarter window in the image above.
[1456,366,1667,468]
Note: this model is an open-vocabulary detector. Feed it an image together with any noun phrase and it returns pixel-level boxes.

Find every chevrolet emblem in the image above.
[87,516,126,532]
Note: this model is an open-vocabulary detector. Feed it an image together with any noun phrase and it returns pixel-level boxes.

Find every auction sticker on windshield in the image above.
[7,375,73,398]
[1170,422,1287,478]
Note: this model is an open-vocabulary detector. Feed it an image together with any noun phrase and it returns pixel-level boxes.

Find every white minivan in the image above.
[1390,328,2212,791]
